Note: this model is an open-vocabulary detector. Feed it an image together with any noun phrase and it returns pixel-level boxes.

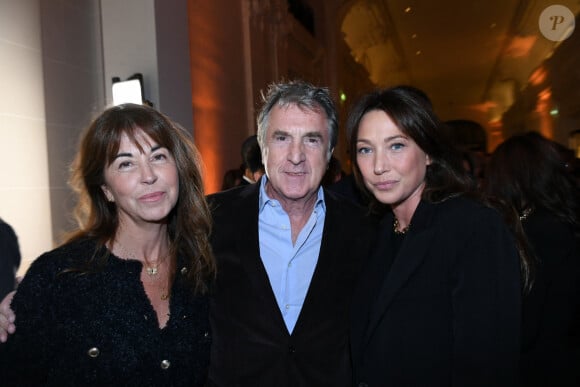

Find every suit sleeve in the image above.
[0,222,21,299]
[451,210,521,386]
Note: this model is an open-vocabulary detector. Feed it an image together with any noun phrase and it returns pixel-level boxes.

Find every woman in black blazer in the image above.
[486,132,580,386]
[346,86,522,386]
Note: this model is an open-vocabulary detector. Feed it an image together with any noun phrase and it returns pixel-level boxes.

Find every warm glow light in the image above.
[404,6,412,13]
[529,66,548,86]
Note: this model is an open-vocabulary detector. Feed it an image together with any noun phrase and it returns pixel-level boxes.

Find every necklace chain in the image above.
[114,240,168,277]
[393,217,410,235]
[113,240,171,300]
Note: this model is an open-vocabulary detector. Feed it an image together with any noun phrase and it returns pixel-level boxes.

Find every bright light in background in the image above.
[340,92,347,103]
[550,108,559,116]
[112,79,143,105]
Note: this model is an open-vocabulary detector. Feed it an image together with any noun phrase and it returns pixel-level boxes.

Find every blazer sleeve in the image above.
[450,209,521,386]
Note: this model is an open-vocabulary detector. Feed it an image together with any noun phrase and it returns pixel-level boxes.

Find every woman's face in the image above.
[101,128,179,228]
[355,109,430,212]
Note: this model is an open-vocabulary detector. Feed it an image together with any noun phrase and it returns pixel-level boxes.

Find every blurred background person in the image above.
[347,86,522,386]
[0,218,20,301]
[0,103,215,386]
[221,167,244,190]
[321,155,345,187]
[486,131,580,387]
[240,134,265,185]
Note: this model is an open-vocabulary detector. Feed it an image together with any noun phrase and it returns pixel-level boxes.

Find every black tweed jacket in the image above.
[0,238,211,386]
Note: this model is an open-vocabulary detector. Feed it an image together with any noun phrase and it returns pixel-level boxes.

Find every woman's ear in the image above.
[101,185,114,202]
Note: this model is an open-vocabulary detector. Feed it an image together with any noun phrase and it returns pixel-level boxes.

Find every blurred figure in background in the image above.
[240,134,265,185]
[221,167,244,190]
[0,218,20,301]
[321,155,344,187]
[486,131,580,387]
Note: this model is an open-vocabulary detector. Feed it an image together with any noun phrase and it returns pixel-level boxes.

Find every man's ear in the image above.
[101,185,114,202]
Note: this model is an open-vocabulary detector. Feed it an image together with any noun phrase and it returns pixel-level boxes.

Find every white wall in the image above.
[0,0,53,275]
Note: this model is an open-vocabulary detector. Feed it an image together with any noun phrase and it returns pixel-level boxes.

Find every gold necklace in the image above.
[393,217,410,234]
[114,240,168,277]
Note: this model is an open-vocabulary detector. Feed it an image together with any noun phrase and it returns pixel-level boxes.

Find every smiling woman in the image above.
[0,103,215,386]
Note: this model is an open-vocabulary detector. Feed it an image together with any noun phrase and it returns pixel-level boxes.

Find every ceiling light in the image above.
[415,50,422,55]
[411,33,417,39]
[404,7,412,13]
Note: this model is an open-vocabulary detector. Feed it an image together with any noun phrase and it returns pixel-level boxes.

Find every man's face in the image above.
[262,104,331,206]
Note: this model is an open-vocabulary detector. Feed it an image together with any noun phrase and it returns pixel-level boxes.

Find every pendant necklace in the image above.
[393,217,411,235]
[115,240,167,277]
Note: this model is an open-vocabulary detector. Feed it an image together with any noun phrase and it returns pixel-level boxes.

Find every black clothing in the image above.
[206,183,374,387]
[520,208,580,386]
[351,197,521,386]
[0,239,211,386]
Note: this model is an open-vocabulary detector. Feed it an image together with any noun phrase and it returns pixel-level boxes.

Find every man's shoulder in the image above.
[324,189,368,218]
[207,184,257,206]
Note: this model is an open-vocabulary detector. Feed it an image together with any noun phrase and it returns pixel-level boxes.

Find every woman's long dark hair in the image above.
[346,86,472,213]
[66,103,215,294]
[486,131,580,235]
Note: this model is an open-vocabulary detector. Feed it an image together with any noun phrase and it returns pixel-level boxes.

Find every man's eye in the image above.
[305,137,321,145]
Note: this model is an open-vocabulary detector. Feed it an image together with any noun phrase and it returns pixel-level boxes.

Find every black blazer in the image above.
[350,197,521,387]
[520,208,580,386]
[206,182,373,387]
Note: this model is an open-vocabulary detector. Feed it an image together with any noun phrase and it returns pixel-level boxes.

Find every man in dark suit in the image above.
[206,80,372,386]
[0,218,20,301]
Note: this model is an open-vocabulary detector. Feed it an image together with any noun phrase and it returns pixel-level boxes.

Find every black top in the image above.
[520,208,580,386]
[351,197,521,386]
[0,238,211,387]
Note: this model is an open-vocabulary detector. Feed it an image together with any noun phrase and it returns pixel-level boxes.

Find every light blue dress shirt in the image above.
[258,177,326,334]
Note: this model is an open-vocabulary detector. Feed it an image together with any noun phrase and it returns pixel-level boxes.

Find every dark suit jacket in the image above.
[350,197,521,387]
[0,219,20,300]
[206,182,373,387]
[520,208,580,386]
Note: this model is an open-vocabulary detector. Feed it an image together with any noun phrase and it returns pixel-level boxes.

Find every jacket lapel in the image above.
[292,190,347,334]
[363,201,437,344]
[234,184,290,333]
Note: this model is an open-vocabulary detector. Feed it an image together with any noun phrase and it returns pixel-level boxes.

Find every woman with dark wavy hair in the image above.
[347,86,522,386]
[0,103,215,386]
[486,131,580,387]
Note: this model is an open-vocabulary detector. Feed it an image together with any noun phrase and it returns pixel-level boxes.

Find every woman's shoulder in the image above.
[26,238,98,274]
[434,195,496,218]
